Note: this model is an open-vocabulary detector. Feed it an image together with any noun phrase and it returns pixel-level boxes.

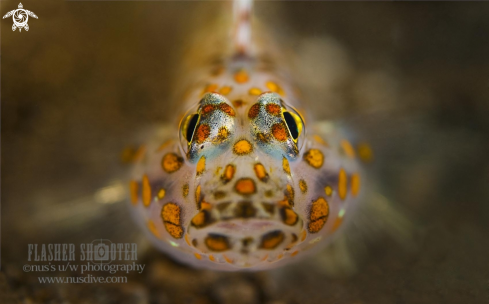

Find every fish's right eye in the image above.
[183,114,199,143]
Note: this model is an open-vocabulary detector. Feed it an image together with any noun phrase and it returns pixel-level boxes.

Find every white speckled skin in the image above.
[128,3,365,271]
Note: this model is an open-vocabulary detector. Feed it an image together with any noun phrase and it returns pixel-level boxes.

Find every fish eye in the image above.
[182,114,200,143]
[283,111,299,140]
[179,93,236,162]
[281,104,305,148]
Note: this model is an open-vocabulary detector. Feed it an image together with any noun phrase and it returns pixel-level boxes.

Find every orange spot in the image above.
[202,84,218,95]
[201,104,216,116]
[341,139,356,159]
[277,253,284,260]
[233,139,253,155]
[120,146,136,164]
[156,140,174,152]
[121,145,147,163]
[195,185,201,204]
[249,88,262,95]
[161,153,184,173]
[299,179,308,193]
[157,188,166,200]
[357,142,374,163]
[200,201,211,210]
[162,203,181,225]
[133,145,146,162]
[260,231,285,250]
[185,234,191,246]
[194,253,202,260]
[338,168,348,200]
[313,135,329,147]
[272,123,288,141]
[129,180,138,205]
[351,173,360,197]
[278,196,291,208]
[215,127,229,143]
[161,203,183,239]
[219,86,232,95]
[142,175,152,207]
[266,81,285,96]
[234,70,249,83]
[281,207,298,226]
[282,157,291,175]
[195,124,211,143]
[222,164,236,183]
[147,220,160,238]
[233,99,245,108]
[332,217,343,232]
[257,132,269,143]
[223,255,233,264]
[235,178,256,195]
[183,184,189,197]
[285,184,295,205]
[219,103,236,116]
[253,163,269,182]
[248,103,261,119]
[308,197,329,233]
[303,149,324,169]
[196,156,206,175]
[300,230,307,242]
[266,103,282,116]
[324,185,333,196]
[209,255,216,262]
[191,210,211,228]
[291,251,299,257]
[205,234,230,252]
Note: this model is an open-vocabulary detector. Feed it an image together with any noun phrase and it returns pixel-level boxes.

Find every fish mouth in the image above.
[186,201,304,267]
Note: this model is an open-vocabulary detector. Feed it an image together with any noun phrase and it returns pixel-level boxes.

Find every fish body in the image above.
[128,0,366,271]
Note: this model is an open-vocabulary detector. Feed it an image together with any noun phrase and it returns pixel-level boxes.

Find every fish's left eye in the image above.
[182,114,199,143]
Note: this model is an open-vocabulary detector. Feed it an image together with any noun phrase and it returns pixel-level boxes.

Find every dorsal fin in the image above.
[232,0,253,56]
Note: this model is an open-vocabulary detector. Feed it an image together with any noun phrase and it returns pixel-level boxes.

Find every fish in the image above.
[126,0,371,271]
[3,1,421,277]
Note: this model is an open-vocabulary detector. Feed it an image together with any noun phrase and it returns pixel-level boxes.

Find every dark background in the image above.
[2,1,489,303]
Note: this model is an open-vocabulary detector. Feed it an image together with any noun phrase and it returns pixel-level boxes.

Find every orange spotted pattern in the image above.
[303,149,324,169]
[351,173,360,197]
[338,168,348,200]
[194,124,211,143]
[142,175,152,207]
[161,203,184,239]
[130,180,138,205]
[253,163,269,182]
[308,197,329,233]
[272,123,288,141]
[248,103,261,119]
[234,70,249,83]
[235,178,256,195]
[219,103,236,116]
[265,103,281,116]
[233,139,253,155]
[222,164,236,184]
[161,153,184,173]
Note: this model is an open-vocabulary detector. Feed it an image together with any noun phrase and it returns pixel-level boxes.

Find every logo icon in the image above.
[3,3,38,32]
[90,239,114,265]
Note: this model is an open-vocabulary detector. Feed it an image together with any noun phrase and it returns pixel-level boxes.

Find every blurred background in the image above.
[2,1,489,303]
